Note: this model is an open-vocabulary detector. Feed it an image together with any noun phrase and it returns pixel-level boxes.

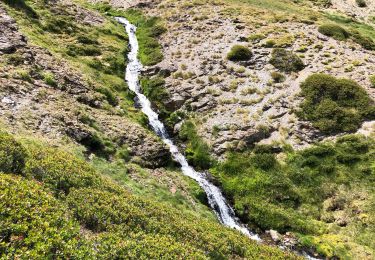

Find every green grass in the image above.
[3,0,145,123]
[211,135,375,259]
[179,120,214,170]
[0,130,299,259]
[87,2,165,66]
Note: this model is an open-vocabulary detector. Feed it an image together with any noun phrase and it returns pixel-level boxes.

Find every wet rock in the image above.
[269,230,281,242]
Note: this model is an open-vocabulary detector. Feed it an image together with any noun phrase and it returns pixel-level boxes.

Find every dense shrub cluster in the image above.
[318,24,375,50]
[0,131,296,259]
[318,24,350,40]
[179,121,213,170]
[269,48,304,72]
[0,174,93,258]
[0,132,26,174]
[227,45,253,61]
[212,135,375,259]
[298,74,375,133]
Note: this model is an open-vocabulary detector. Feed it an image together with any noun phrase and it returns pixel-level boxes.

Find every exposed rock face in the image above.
[134,0,375,156]
[0,5,169,167]
[0,11,26,54]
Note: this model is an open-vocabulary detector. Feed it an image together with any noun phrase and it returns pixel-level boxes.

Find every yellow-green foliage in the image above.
[0,174,93,258]
[0,131,298,259]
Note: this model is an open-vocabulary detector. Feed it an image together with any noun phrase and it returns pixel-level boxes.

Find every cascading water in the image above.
[116,17,260,241]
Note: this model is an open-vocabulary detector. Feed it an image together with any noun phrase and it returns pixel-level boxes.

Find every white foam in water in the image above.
[116,17,260,241]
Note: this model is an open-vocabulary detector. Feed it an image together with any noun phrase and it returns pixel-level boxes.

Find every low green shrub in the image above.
[140,76,170,117]
[0,174,93,258]
[269,48,304,72]
[76,35,99,45]
[370,75,375,88]
[350,30,375,50]
[356,0,367,7]
[318,24,350,40]
[42,72,57,87]
[227,45,253,61]
[298,74,375,133]
[43,16,76,34]
[270,71,285,83]
[67,44,102,57]
[24,145,102,196]
[79,132,116,159]
[97,87,118,106]
[0,130,297,259]
[0,132,27,174]
[179,121,213,170]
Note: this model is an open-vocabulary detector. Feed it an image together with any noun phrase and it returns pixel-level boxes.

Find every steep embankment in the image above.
[0,131,299,259]
[96,0,375,258]
[0,0,298,259]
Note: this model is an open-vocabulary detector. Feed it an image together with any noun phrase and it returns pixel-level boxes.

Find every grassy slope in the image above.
[0,130,298,259]
[211,135,375,259]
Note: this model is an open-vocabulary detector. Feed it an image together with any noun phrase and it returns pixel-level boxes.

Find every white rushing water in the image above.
[116,17,260,241]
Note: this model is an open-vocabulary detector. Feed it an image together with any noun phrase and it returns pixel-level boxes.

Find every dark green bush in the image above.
[318,24,350,41]
[0,132,27,174]
[43,16,76,34]
[269,48,304,72]
[67,44,102,57]
[76,35,99,45]
[179,121,213,170]
[350,30,375,50]
[97,87,118,106]
[79,132,116,159]
[370,75,375,88]
[24,146,102,196]
[227,45,253,61]
[270,71,285,83]
[298,74,375,133]
[356,0,367,7]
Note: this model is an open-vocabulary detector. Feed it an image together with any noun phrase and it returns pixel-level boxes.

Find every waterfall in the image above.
[116,17,260,241]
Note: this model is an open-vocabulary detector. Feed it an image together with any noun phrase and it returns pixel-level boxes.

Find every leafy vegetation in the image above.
[179,121,214,170]
[227,45,253,61]
[269,48,304,72]
[298,74,375,133]
[212,135,375,259]
[356,0,367,7]
[91,3,165,66]
[318,24,350,41]
[0,130,297,259]
[140,76,171,118]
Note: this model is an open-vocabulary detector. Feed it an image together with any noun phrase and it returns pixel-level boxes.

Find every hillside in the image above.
[1,0,375,259]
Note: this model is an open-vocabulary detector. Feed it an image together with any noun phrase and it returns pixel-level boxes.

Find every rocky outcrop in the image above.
[0,5,169,168]
[0,9,26,54]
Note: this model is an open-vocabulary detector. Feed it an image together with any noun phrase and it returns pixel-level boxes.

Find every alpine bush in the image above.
[298,74,374,133]
[269,48,304,72]
[318,24,350,41]
[227,45,253,61]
